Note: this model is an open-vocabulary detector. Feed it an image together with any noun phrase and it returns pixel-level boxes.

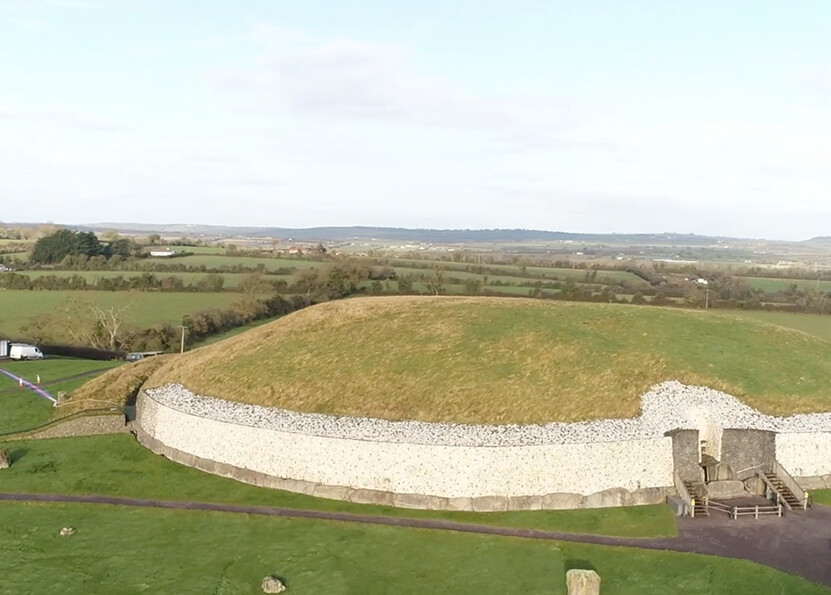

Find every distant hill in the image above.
[84,223,739,245]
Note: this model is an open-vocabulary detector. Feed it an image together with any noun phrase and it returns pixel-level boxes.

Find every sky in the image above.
[1,1,830,240]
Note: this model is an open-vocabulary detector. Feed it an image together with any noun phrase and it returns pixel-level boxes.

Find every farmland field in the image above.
[141,254,323,270]
[12,270,293,289]
[737,276,831,293]
[0,290,241,335]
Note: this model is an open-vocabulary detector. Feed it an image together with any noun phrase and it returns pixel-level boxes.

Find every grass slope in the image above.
[0,435,676,538]
[59,355,173,413]
[148,296,831,423]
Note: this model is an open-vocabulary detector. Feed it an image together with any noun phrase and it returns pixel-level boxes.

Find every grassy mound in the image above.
[65,355,175,413]
[146,296,831,423]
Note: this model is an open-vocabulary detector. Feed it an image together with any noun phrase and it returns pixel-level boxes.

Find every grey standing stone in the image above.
[0,449,10,469]
[566,569,601,595]
[261,575,286,593]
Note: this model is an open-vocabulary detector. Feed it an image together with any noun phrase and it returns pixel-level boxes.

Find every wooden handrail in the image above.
[771,460,807,508]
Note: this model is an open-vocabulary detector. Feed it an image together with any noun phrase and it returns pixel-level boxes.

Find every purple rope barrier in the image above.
[0,367,57,404]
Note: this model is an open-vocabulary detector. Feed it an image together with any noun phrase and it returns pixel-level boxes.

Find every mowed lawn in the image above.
[0,435,676,538]
[0,290,241,334]
[2,501,826,595]
[148,296,831,423]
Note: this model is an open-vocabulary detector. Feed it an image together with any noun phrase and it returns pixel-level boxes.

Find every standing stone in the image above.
[566,569,601,595]
[56,391,68,406]
[261,576,286,593]
[0,449,10,469]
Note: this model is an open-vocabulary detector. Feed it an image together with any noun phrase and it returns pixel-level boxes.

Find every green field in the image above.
[141,254,323,270]
[0,291,242,335]
[729,310,831,343]
[12,269,293,289]
[738,276,831,293]
[148,296,831,423]
[0,359,122,434]
[2,501,826,595]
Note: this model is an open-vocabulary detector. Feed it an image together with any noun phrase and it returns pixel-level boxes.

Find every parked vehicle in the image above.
[9,344,44,361]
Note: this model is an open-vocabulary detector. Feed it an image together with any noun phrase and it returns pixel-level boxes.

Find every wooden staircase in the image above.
[683,480,710,517]
[763,472,802,510]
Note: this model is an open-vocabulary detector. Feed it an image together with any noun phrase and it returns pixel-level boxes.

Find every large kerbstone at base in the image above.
[583,488,631,509]
[508,495,543,511]
[311,485,352,501]
[471,495,509,512]
[566,569,601,595]
[707,480,744,499]
[392,492,446,510]
[628,487,667,506]
[348,488,394,506]
[542,493,583,510]
[796,476,827,491]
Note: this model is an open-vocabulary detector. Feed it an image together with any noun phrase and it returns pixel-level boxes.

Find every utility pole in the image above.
[180,325,188,354]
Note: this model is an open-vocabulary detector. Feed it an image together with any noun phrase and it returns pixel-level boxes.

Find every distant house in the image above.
[149,250,176,257]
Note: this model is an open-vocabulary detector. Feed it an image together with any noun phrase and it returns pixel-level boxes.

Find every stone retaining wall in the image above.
[135,390,675,510]
[777,432,831,478]
[135,382,831,510]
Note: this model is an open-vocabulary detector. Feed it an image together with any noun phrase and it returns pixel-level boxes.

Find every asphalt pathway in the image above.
[2,492,829,587]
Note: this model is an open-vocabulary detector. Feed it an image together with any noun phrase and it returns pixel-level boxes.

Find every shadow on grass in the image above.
[565,559,597,572]
[9,448,28,464]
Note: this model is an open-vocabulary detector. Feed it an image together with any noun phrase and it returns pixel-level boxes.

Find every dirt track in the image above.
[2,492,829,587]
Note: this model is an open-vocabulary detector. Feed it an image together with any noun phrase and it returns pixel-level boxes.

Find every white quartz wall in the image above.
[137,391,674,497]
[776,432,831,478]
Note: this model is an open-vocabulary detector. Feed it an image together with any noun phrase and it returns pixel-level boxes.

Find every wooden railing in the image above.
[709,499,782,519]
[674,470,695,517]
[770,460,809,510]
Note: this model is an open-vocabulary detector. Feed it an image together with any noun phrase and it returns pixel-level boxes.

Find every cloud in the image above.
[218,27,593,149]
[9,17,48,31]
[0,105,121,131]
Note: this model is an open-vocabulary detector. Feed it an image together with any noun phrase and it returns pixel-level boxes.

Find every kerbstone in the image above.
[348,489,394,506]
[312,485,353,501]
[706,480,744,499]
[796,476,827,491]
[583,488,631,509]
[542,493,583,510]
[470,495,508,512]
[508,495,543,511]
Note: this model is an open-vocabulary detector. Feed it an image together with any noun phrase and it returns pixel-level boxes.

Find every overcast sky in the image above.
[2,1,830,239]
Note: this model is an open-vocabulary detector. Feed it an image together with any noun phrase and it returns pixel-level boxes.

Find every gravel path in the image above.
[146,381,831,447]
[2,492,829,587]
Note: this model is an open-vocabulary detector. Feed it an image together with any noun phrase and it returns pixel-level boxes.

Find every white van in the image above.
[9,344,44,361]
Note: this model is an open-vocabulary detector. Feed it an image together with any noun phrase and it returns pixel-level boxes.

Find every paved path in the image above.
[1,492,829,587]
